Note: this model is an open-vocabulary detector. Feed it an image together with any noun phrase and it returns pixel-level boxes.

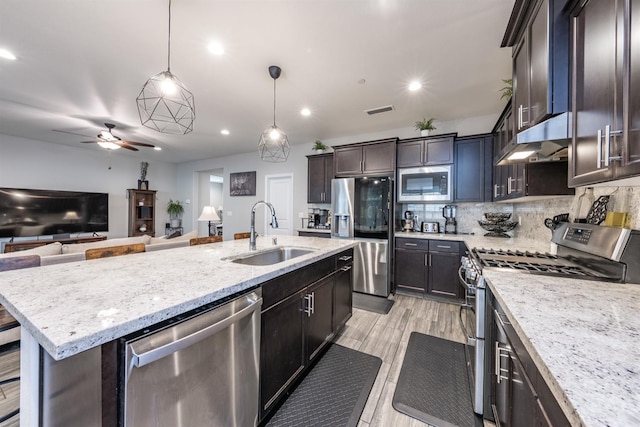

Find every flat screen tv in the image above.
[0,187,109,238]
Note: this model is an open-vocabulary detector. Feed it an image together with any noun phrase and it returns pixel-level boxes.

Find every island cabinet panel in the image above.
[259,248,353,422]
[260,288,306,416]
[305,275,335,362]
[333,138,397,177]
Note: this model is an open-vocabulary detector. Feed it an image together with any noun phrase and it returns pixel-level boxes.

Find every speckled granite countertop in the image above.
[394,231,552,253]
[0,236,357,360]
[483,269,640,427]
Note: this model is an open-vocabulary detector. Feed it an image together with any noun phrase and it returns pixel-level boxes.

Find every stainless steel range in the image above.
[459,223,640,417]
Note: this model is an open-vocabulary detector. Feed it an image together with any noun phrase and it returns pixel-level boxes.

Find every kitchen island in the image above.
[0,235,357,427]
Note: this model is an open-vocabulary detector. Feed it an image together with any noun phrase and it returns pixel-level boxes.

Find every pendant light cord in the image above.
[273,78,277,126]
[167,0,172,72]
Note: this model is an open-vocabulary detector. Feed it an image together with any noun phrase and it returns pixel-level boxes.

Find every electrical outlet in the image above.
[227,211,232,216]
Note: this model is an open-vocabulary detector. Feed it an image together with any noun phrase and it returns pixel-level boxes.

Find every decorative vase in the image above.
[420,130,430,137]
[314,149,325,154]
[170,219,181,228]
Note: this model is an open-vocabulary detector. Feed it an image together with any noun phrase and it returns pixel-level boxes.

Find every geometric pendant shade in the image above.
[136,70,195,135]
[135,0,195,135]
[258,65,290,162]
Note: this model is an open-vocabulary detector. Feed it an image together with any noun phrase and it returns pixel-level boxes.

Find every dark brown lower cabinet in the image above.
[260,289,306,414]
[259,249,353,422]
[427,251,460,297]
[490,293,570,427]
[394,238,461,299]
[306,276,334,362]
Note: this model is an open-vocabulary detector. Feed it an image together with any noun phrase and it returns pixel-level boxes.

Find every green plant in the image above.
[500,78,513,100]
[414,118,436,131]
[312,140,328,151]
[166,199,184,220]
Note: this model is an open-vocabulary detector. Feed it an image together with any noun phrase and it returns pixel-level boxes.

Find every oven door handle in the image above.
[458,265,476,294]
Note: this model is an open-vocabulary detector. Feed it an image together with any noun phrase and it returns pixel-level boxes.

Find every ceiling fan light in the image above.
[97,141,121,150]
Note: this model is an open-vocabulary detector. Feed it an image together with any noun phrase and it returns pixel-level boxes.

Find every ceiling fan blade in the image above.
[118,143,139,151]
[80,140,98,144]
[122,140,155,148]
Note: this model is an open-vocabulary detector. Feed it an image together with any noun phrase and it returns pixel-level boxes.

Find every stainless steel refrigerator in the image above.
[331,177,392,297]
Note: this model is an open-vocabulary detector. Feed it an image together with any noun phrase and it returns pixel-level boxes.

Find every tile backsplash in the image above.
[398,183,640,248]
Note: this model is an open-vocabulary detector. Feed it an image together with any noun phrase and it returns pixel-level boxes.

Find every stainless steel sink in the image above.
[231,247,316,266]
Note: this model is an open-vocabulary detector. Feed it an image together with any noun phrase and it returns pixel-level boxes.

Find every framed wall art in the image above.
[230,171,256,196]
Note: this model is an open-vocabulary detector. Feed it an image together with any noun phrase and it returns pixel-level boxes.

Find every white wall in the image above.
[0,135,178,241]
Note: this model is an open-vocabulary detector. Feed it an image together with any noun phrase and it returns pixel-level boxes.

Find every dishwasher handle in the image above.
[131,292,263,368]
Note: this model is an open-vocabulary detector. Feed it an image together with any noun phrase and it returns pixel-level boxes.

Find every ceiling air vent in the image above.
[365,105,394,115]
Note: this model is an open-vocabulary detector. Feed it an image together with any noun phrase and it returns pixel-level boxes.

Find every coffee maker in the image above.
[403,210,415,232]
[442,204,457,234]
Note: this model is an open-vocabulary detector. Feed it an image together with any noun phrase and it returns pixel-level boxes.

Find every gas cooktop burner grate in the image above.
[481,259,590,275]
[474,248,558,259]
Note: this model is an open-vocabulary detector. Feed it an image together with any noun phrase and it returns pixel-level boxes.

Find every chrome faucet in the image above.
[250,201,279,250]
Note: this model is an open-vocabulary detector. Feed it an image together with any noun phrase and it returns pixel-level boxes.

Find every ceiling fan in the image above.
[81,123,156,151]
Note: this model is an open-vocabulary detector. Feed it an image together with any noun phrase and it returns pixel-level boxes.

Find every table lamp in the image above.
[198,206,221,236]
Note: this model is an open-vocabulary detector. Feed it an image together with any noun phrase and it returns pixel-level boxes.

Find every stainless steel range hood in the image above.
[496,112,571,165]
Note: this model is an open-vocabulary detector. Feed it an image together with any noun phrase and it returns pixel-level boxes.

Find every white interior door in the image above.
[264,173,293,236]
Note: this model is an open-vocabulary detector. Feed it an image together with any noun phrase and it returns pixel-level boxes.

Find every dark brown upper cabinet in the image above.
[333,138,397,177]
[397,134,455,168]
[504,0,569,132]
[568,0,640,186]
[307,153,333,204]
[454,134,493,202]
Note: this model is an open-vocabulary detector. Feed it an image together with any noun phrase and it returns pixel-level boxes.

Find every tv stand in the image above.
[3,236,107,253]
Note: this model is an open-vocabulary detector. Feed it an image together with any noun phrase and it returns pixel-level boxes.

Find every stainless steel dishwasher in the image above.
[122,288,262,427]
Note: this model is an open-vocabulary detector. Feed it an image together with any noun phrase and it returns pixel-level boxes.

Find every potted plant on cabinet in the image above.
[312,140,328,154]
[167,199,184,228]
[500,78,513,100]
[414,118,436,136]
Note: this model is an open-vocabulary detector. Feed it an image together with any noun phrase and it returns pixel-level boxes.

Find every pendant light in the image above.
[258,65,290,162]
[136,0,195,135]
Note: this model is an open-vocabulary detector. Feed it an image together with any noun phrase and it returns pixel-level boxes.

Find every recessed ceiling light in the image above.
[208,42,225,55]
[154,146,162,151]
[0,49,16,60]
[221,129,230,135]
[408,81,422,91]
[301,108,311,116]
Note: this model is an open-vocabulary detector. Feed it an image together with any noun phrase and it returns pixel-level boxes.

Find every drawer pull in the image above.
[436,245,452,249]
[338,255,352,261]
[404,242,418,246]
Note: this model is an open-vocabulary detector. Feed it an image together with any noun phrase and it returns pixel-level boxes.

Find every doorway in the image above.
[264,173,293,236]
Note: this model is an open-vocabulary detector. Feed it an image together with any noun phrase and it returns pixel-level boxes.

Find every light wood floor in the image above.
[0,347,19,427]
[0,294,479,427]
[336,293,469,427]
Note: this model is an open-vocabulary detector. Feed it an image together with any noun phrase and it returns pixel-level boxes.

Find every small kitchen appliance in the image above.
[397,165,452,202]
[403,210,415,232]
[421,222,439,233]
[442,204,457,234]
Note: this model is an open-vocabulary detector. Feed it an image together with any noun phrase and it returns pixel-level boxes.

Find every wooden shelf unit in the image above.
[128,189,156,237]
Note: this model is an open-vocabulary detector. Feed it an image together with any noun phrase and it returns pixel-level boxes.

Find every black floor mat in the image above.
[352,292,395,314]
[266,344,382,427]
[392,332,482,427]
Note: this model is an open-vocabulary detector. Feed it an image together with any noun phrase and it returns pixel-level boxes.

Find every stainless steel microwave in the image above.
[397,165,452,202]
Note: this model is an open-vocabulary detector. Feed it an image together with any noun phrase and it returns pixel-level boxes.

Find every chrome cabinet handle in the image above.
[507,177,513,194]
[436,245,451,249]
[304,294,312,317]
[605,125,611,167]
[495,341,501,383]
[428,253,432,267]
[597,128,603,168]
[131,293,263,368]
[340,265,352,272]
[494,309,511,327]
[311,291,315,315]
[338,255,353,261]
[404,242,418,246]
[518,105,523,129]
[494,184,499,198]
